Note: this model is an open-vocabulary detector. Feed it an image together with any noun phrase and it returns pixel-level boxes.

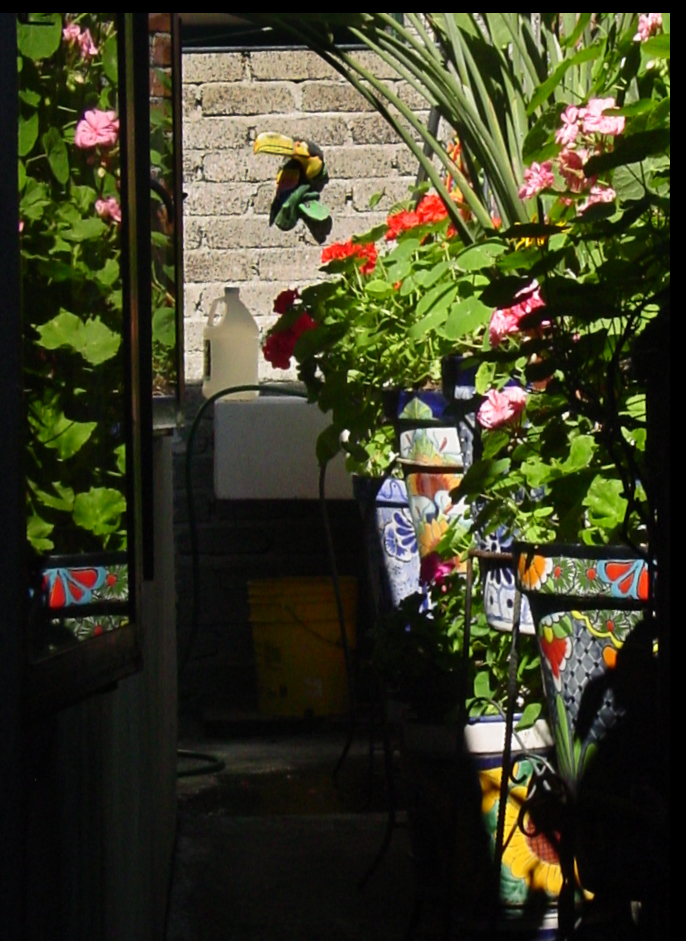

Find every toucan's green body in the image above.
[254,132,331,231]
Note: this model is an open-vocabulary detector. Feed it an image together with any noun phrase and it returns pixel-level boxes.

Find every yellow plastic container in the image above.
[248,577,358,717]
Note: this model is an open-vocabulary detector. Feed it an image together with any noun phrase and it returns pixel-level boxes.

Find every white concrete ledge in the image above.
[214,397,353,500]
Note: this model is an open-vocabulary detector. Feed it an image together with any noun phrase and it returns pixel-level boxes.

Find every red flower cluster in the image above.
[263,313,317,370]
[321,240,377,275]
[416,193,449,224]
[385,209,420,241]
[263,288,317,370]
[385,193,456,241]
[273,288,300,314]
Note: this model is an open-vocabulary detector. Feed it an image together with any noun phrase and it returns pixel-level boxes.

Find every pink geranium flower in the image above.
[634,12,662,42]
[95,197,121,224]
[518,162,555,200]
[580,98,625,137]
[579,184,617,214]
[74,109,120,149]
[78,28,98,59]
[420,552,458,586]
[555,105,581,147]
[63,22,82,43]
[489,282,547,347]
[558,148,595,193]
[477,387,527,430]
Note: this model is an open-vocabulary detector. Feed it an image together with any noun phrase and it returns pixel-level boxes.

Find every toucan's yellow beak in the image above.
[253,132,296,156]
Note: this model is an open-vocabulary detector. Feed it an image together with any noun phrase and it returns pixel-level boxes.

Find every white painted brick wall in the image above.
[182,46,428,383]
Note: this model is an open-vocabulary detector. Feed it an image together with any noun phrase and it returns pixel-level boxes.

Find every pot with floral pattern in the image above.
[384,389,470,580]
[513,543,651,792]
[442,356,536,634]
[352,475,420,615]
[402,715,561,938]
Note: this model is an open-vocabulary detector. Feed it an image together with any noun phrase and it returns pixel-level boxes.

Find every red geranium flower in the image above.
[385,209,421,241]
[273,288,300,314]
[321,240,377,275]
[416,193,449,224]
[263,313,317,370]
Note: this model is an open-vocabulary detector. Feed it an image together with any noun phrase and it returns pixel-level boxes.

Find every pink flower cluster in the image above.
[74,109,120,149]
[419,552,459,586]
[489,282,547,348]
[95,197,121,225]
[518,162,555,200]
[63,21,99,59]
[477,386,527,430]
[518,96,625,213]
[634,13,662,42]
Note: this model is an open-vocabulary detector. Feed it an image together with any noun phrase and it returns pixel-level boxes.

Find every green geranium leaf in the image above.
[583,477,628,529]
[61,218,109,242]
[481,430,509,459]
[456,242,506,272]
[36,309,122,365]
[152,306,176,347]
[367,190,385,209]
[456,458,511,497]
[17,13,62,60]
[30,481,75,512]
[42,127,70,185]
[103,35,119,84]
[73,488,127,537]
[115,444,127,476]
[475,362,496,395]
[562,435,595,472]
[365,280,395,298]
[96,258,120,287]
[18,112,39,157]
[386,238,421,263]
[27,513,54,552]
[18,160,26,192]
[416,282,456,318]
[442,296,491,340]
[30,406,97,460]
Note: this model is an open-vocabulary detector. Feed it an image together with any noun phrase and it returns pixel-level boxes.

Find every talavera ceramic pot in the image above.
[513,542,651,792]
[385,389,469,576]
[353,476,420,615]
[402,716,560,938]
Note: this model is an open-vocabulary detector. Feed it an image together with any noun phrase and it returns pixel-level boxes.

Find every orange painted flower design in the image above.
[517,553,553,591]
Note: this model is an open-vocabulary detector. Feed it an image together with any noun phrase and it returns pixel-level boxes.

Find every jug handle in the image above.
[208,294,223,328]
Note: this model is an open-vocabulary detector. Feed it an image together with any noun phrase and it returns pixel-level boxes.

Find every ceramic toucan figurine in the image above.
[253,132,331,234]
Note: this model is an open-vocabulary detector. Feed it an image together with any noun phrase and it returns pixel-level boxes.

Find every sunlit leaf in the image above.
[73,488,127,537]
[17,13,62,60]
[27,513,54,552]
[36,309,121,365]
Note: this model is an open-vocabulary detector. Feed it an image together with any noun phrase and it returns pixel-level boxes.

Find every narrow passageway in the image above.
[165,726,424,941]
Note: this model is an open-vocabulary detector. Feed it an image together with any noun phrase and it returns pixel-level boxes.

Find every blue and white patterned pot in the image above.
[353,476,420,614]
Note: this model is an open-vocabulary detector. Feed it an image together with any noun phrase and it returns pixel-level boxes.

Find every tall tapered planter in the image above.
[513,543,650,791]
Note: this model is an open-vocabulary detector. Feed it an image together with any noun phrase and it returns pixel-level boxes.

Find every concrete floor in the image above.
[165,727,432,941]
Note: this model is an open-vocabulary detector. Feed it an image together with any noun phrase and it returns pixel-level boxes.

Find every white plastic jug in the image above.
[202,287,259,400]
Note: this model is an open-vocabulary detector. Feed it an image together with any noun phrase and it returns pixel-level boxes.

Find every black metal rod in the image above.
[0,13,25,935]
